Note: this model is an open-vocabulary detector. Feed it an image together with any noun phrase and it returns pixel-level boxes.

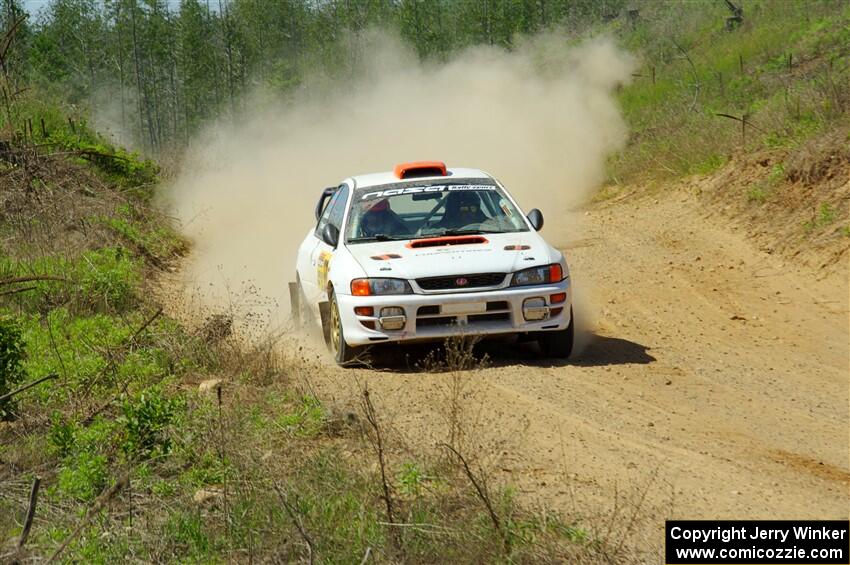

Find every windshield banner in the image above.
[359,185,497,200]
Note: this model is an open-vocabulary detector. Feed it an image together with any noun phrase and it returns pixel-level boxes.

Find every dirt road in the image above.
[307,184,849,542]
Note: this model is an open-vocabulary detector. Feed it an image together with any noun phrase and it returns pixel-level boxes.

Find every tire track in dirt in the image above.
[306,185,848,542]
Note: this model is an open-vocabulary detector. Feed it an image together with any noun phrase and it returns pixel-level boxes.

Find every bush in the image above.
[0,316,27,420]
[47,129,159,189]
[49,412,77,458]
[76,247,140,311]
[57,451,109,501]
[0,247,140,314]
[120,387,183,457]
[49,417,118,501]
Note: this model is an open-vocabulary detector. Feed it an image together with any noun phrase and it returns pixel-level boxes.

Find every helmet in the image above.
[364,198,390,213]
[444,191,482,221]
[360,198,391,236]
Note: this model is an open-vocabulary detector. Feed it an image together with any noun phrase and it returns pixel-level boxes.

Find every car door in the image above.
[303,184,349,305]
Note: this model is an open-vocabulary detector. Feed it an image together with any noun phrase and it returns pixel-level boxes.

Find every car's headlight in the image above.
[511,264,564,286]
[350,278,412,296]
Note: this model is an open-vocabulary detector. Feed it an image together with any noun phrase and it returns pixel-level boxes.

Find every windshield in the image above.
[345,182,529,243]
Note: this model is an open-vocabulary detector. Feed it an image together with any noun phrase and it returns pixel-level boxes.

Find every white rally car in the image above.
[291,161,573,365]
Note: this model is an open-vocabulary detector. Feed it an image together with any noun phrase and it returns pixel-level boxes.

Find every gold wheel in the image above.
[330,297,342,354]
[326,292,359,366]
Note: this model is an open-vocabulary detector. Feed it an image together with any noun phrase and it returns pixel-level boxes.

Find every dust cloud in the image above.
[163,31,635,333]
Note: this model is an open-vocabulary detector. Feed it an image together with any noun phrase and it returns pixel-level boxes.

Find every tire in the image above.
[537,308,574,359]
[328,290,361,366]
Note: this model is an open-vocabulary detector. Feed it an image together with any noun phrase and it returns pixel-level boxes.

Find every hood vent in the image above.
[407,235,488,249]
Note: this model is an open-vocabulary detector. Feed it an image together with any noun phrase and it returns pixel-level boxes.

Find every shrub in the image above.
[0,316,27,419]
[75,247,140,311]
[57,451,109,501]
[397,461,426,496]
[49,412,77,458]
[120,387,183,458]
[47,129,159,189]
[0,247,140,314]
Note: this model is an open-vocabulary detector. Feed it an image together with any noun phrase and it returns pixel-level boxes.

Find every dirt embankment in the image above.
[689,129,850,277]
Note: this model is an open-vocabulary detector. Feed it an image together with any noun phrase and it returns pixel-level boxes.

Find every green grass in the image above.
[747,162,785,203]
[101,204,187,261]
[19,309,174,402]
[611,0,850,182]
[0,316,27,419]
[0,247,140,314]
[6,91,158,191]
[397,461,427,496]
[275,394,325,437]
[804,202,838,231]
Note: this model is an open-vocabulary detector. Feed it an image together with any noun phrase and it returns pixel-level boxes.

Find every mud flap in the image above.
[318,301,331,344]
[288,282,300,326]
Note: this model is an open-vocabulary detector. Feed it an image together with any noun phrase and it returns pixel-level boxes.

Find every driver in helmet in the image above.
[360,198,406,237]
[435,190,487,230]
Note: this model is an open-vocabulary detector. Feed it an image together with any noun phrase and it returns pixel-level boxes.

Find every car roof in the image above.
[347,167,493,189]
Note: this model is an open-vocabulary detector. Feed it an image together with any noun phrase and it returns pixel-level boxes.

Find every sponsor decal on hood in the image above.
[344,232,547,280]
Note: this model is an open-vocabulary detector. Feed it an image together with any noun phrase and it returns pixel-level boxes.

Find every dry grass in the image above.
[0,130,654,563]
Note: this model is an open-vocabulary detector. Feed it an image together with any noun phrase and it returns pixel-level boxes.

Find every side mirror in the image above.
[322,223,340,247]
[527,208,544,231]
[315,187,337,221]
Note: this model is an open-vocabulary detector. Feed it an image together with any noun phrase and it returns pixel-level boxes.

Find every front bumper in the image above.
[336,279,572,346]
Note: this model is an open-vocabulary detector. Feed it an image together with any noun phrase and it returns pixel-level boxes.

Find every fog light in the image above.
[523,297,550,321]
[379,307,406,330]
[550,292,566,304]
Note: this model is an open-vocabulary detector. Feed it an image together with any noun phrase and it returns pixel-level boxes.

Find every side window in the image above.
[327,185,349,231]
[315,189,341,236]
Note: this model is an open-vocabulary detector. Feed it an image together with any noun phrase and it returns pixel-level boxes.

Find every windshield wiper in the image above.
[347,234,406,243]
[416,228,501,239]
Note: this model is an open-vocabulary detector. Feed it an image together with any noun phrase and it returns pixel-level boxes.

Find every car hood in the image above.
[345,232,553,280]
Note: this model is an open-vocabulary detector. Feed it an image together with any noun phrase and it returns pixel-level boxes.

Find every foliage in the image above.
[276,394,324,437]
[0,247,140,314]
[48,128,159,188]
[4,0,631,151]
[56,450,109,501]
[119,386,183,457]
[19,308,174,405]
[0,316,27,419]
[610,0,850,181]
[101,204,187,260]
[803,202,838,231]
[747,163,785,203]
[397,461,426,496]
[51,417,115,501]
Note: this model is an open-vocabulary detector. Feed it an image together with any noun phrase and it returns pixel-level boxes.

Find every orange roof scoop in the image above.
[394,161,447,179]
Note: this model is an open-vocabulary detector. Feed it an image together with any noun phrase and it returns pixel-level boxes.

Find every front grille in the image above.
[417,305,440,316]
[416,273,506,291]
[417,316,457,329]
[415,312,511,330]
[468,312,509,323]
